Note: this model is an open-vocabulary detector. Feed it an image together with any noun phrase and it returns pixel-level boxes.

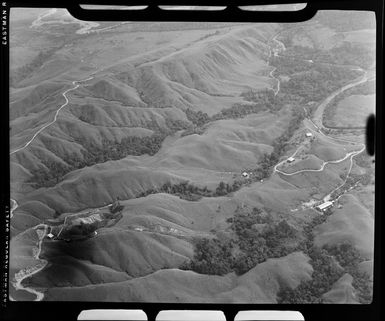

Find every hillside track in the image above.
[11,224,48,301]
[8,25,372,301]
[9,74,95,301]
[10,76,94,155]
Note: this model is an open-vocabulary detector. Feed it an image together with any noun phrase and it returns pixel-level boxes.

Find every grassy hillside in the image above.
[322,273,359,303]
[13,107,289,216]
[10,10,374,303]
[41,252,311,302]
[327,94,375,128]
[10,24,279,195]
[27,228,193,285]
[313,194,374,259]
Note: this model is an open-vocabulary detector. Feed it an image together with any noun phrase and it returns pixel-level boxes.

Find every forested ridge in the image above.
[180,206,298,275]
[26,30,362,189]
[179,27,373,303]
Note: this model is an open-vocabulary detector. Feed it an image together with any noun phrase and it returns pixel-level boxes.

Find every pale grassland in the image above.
[333,94,375,127]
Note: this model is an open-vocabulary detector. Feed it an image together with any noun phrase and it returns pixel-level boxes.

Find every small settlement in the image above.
[46,200,124,242]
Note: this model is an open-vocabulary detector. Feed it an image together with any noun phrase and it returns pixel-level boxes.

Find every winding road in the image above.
[273,129,365,177]
[9,28,372,301]
[267,34,286,96]
[9,75,94,301]
[12,224,48,301]
[266,32,369,206]
[10,76,93,155]
[312,71,368,134]
[238,32,368,210]
[273,89,366,203]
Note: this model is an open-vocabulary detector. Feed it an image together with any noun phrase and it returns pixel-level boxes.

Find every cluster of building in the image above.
[287,132,313,164]
[46,200,124,241]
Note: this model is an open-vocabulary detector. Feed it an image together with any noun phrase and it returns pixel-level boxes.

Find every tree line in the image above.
[323,79,375,128]
[277,24,374,69]
[136,104,307,201]
[277,203,372,304]
[27,35,320,190]
[28,91,285,189]
[181,206,298,276]
[182,89,284,137]
[278,242,372,304]
[278,63,362,102]
[136,180,244,201]
[27,132,167,188]
[42,100,305,197]
[250,107,306,180]
[181,197,372,303]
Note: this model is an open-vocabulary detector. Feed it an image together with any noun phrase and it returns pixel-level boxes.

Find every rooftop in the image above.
[317,201,333,210]
[242,172,250,177]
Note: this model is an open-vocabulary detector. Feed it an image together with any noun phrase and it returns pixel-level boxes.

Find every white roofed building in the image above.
[316,201,333,212]
[242,172,250,178]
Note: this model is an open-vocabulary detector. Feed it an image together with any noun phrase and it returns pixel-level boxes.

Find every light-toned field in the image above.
[342,29,376,44]
[291,25,338,50]
[330,94,375,128]
[352,184,375,216]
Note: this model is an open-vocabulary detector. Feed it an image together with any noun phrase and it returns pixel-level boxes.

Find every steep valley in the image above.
[9,9,375,303]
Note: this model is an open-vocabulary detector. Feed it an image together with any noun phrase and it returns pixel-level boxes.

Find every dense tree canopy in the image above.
[183,206,298,276]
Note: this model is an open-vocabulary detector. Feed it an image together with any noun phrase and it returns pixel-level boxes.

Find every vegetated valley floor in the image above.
[9,9,375,303]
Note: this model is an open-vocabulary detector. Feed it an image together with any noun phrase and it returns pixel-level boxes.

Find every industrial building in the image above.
[316,201,333,212]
